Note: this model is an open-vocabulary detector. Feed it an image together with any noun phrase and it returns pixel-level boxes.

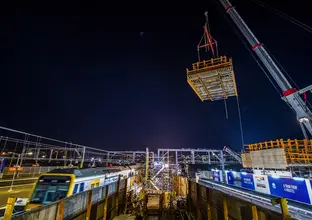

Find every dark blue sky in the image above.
[0,0,311,151]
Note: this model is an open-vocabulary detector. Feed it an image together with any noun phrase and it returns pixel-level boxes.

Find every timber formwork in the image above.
[245,139,312,165]
[186,56,238,101]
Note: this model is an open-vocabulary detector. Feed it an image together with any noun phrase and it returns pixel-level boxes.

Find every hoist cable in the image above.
[236,96,245,151]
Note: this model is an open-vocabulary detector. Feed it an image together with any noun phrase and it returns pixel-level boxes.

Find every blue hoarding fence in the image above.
[240,172,255,190]
[268,176,311,205]
[226,171,235,185]
[204,171,312,205]
[212,170,222,182]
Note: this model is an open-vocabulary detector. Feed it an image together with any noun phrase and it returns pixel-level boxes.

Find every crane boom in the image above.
[218,0,312,138]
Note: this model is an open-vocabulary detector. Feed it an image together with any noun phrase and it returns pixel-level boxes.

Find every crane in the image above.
[217,0,312,139]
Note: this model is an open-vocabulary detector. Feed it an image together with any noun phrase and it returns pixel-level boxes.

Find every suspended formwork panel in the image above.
[186,56,238,101]
[242,148,288,169]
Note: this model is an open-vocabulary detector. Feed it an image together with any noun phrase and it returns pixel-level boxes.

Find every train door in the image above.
[90,179,100,189]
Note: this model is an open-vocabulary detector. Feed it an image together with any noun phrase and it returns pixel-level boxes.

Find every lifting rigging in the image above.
[186,11,239,111]
[186,9,245,148]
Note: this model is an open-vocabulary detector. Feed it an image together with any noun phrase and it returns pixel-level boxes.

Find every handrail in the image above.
[244,139,312,164]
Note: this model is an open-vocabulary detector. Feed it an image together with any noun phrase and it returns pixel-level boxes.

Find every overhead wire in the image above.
[250,0,312,112]
[247,0,312,118]
[250,0,312,34]
[264,39,312,111]
[251,0,312,113]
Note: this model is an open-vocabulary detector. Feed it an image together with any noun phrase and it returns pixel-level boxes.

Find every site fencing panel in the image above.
[63,191,89,219]
[13,203,58,220]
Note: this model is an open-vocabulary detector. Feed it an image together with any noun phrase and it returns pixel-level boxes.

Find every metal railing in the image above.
[245,139,312,164]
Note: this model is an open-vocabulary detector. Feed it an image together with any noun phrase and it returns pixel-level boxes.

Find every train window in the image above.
[30,176,71,205]
[73,184,79,194]
[91,179,100,189]
[79,182,84,192]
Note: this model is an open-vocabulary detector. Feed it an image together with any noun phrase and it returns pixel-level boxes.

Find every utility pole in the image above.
[145,147,149,181]
[8,154,20,192]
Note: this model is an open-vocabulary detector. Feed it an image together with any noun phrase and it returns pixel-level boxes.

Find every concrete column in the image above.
[191,151,195,164]
[115,176,121,215]
[206,188,212,220]
[251,206,258,220]
[280,198,290,220]
[103,185,109,220]
[3,197,16,220]
[56,200,65,220]
[86,190,93,220]
[223,196,229,220]
[259,210,266,220]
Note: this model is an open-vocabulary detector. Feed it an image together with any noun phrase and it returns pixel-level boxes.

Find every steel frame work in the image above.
[157,148,240,167]
[0,138,148,168]
[245,139,312,165]
[148,148,241,191]
[186,56,238,101]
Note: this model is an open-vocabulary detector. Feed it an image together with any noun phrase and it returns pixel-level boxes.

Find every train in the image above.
[25,165,138,210]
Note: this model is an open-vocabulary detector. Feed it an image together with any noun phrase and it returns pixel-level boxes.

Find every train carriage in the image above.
[25,165,136,210]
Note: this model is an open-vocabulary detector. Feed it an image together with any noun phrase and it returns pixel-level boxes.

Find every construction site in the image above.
[1,0,312,219]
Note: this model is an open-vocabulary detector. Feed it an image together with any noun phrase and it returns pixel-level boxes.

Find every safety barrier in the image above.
[7,176,134,220]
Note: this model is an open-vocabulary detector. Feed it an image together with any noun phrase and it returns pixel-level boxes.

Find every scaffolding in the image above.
[245,139,312,165]
[186,56,238,101]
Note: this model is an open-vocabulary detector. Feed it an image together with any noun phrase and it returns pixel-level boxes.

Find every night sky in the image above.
[0,0,311,151]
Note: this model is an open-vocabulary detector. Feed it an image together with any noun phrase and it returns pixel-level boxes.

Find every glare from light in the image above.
[164,164,169,168]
